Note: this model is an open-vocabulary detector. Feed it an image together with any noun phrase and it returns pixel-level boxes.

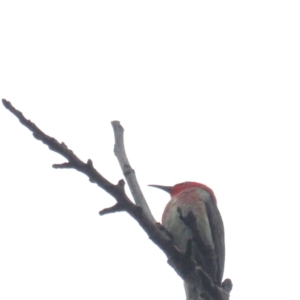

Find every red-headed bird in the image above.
[149,182,225,300]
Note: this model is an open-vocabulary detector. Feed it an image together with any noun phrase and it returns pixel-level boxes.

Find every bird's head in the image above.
[149,181,217,202]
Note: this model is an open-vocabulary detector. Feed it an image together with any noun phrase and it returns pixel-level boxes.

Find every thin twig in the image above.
[111,121,155,223]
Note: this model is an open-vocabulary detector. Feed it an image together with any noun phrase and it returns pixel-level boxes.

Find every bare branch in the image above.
[111,120,155,223]
[2,99,129,204]
[99,180,126,215]
[2,99,231,300]
[99,203,125,215]
[53,162,73,169]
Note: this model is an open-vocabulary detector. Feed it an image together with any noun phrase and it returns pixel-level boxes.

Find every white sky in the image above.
[1,1,300,300]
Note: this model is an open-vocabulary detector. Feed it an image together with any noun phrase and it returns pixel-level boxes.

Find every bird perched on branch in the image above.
[149,182,225,300]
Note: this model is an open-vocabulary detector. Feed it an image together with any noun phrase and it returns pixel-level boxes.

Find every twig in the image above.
[111,121,155,223]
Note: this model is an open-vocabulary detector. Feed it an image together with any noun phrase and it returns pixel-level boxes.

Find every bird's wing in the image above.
[205,199,225,285]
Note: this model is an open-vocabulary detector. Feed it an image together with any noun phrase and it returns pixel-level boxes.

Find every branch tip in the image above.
[52,162,72,169]
[99,203,125,215]
[117,179,125,189]
[111,120,120,125]
[2,99,10,108]
[87,159,93,166]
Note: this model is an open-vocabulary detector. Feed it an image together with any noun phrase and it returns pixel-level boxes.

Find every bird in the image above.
[149,181,225,300]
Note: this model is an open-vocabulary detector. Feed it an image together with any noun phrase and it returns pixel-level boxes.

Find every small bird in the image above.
[149,182,225,300]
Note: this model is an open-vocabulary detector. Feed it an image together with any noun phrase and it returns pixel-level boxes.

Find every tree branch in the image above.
[111,120,155,223]
[2,99,231,300]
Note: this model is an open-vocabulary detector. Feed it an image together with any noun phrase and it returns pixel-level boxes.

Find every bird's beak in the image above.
[148,184,172,194]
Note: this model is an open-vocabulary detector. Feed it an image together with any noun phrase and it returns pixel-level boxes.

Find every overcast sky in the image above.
[1,1,300,300]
